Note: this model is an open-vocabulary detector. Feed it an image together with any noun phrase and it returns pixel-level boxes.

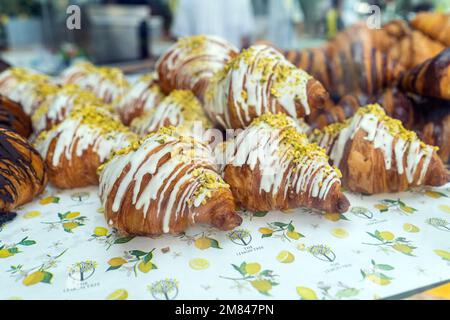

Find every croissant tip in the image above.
[336,195,351,213]
[212,211,243,231]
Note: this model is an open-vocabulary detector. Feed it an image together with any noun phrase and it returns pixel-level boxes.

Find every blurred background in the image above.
[0,0,449,74]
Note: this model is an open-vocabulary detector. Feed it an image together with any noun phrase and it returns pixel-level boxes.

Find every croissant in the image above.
[32,84,106,134]
[311,104,449,194]
[411,12,450,47]
[156,35,239,101]
[60,62,129,104]
[0,128,47,213]
[205,45,331,130]
[115,72,165,125]
[0,95,32,138]
[98,126,242,236]
[219,113,349,213]
[130,89,210,137]
[0,67,58,115]
[34,106,137,189]
[400,48,450,100]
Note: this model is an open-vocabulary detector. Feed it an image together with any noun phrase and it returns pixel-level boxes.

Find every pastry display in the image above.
[0,95,32,138]
[115,72,165,125]
[60,62,129,104]
[156,35,239,101]
[31,84,107,134]
[311,104,449,194]
[130,89,210,137]
[411,12,450,47]
[205,44,331,129]
[34,106,137,189]
[0,128,47,213]
[220,113,349,213]
[98,126,242,236]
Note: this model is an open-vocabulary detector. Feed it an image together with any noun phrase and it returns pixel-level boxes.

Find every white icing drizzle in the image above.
[98,131,227,233]
[204,45,313,129]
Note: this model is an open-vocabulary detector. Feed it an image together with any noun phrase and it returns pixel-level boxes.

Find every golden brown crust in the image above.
[411,12,450,47]
[0,95,32,138]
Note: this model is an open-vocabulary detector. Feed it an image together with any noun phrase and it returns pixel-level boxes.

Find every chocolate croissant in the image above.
[156,35,238,101]
[0,128,47,212]
[400,48,450,100]
[219,113,349,213]
[205,45,331,129]
[130,89,210,137]
[98,126,242,236]
[311,104,449,194]
[411,12,450,47]
[115,72,165,125]
[60,62,129,104]
[34,106,137,189]
[32,84,106,134]
[0,95,32,138]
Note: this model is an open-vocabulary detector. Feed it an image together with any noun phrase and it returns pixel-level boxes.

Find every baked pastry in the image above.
[130,89,210,137]
[31,84,106,134]
[98,126,242,236]
[411,12,450,47]
[115,72,165,125]
[311,104,449,194]
[34,106,137,189]
[0,59,10,73]
[0,67,58,115]
[0,95,32,137]
[205,45,331,129]
[400,48,450,100]
[156,35,239,101]
[0,128,47,212]
[60,62,129,104]
[220,113,349,213]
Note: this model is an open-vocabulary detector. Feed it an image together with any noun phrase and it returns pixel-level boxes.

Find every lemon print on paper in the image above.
[0,249,13,258]
[259,221,304,241]
[331,228,348,239]
[259,227,273,236]
[276,250,295,264]
[425,190,448,199]
[107,249,157,276]
[138,260,155,273]
[22,270,53,286]
[439,204,450,214]
[23,211,41,219]
[296,287,318,300]
[189,258,210,270]
[378,231,395,241]
[251,280,272,295]
[106,289,128,300]
[324,212,348,222]
[434,250,450,261]
[403,223,420,233]
[244,262,261,275]
[194,236,221,250]
[39,196,59,205]
[361,260,394,286]
[108,257,127,267]
[94,226,108,237]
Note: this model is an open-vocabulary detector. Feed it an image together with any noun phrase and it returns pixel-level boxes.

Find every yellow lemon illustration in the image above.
[425,191,443,199]
[39,196,56,205]
[251,279,272,294]
[296,243,306,251]
[438,204,450,214]
[434,250,450,261]
[0,249,13,258]
[24,211,41,219]
[138,261,154,273]
[96,207,105,214]
[374,204,388,211]
[189,258,210,270]
[258,227,273,235]
[403,223,420,233]
[276,250,295,264]
[367,274,390,286]
[62,222,79,231]
[379,231,395,241]
[108,257,127,267]
[244,263,261,275]
[94,227,108,237]
[194,237,211,250]
[324,213,340,221]
[392,243,413,255]
[331,228,348,239]
[66,212,80,219]
[106,289,128,300]
[22,271,45,286]
[401,206,415,214]
[296,287,318,300]
[286,231,301,240]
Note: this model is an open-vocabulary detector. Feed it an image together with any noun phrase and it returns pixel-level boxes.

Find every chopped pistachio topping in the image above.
[190,168,230,205]
[177,35,207,54]
[251,112,294,129]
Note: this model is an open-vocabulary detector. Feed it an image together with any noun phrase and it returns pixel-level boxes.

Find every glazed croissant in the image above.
[411,12,450,47]
[311,104,449,194]
[0,95,32,138]
[205,45,331,130]
[60,62,129,104]
[32,84,106,134]
[115,72,165,125]
[156,35,238,101]
[0,128,47,212]
[219,113,349,213]
[34,106,137,189]
[98,126,242,236]
[130,89,210,137]
[400,48,450,100]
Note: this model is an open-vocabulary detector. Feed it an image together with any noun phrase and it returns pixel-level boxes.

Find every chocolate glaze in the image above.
[0,211,17,227]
